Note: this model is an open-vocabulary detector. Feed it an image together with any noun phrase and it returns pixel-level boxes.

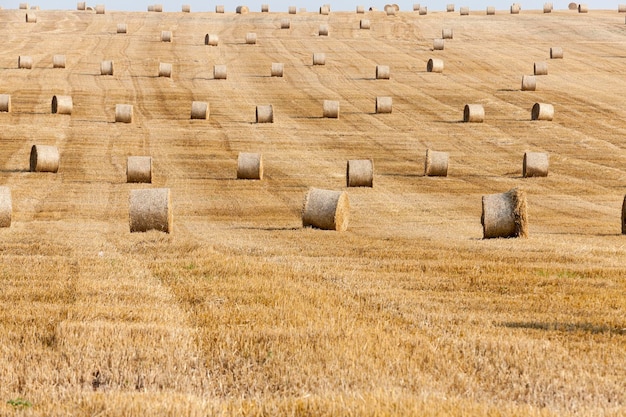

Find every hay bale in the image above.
[154,4,163,12]
[161,30,172,42]
[271,63,284,77]
[521,75,536,91]
[302,188,349,231]
[117,23,127,33]
[460,6,469,15]
[313,53,326,65]
[550,47,563,58]
[319,24,329,36]
[486,6,496,14]
[376,96,392,114]
[115,104,133,123]
[481,188,528,239]
[127,156,152,183]
[95,4,105,14]
[214,64,227,79]
[26,13,37,22]
[237,152,263,180]
[245,32,257,44]
[578,4,588,13]
[323,100,339,118]
[543,3,553,12]
[534,61,548,75]
[464,104,484,123]
[356,5,364,13]
[190,101,209,119]
[531,103,554,121]
[19,3,29,9]
[442,28,453,39]
[236,5,249,13]
[261,4,269,12]
[0,94,11,112]
[256,105,273,123]
[523,152,549,178]
[376,65,390,79]
[216,5,224,13]
[205,34,219,45]
[413,3,420,11]
[280,19,290,29]
[51,95,72,115]
[433,38,445,50]
[347,159,373,187]
[619,4,626,12]
[158,62,172,78]
[288,6,297,13]
[182,4,190,12]
[0,187,11,228]
[77,2,86,10]
[18,56,32,69]
[427,58,444,72]
[53,55,66,68]
[622,196,626,234]
[101,60,114,75]
[424,149,449,176]
[147,5,154,11]
[320,5,330,14]
[360,19,370,29]
[568,2,577,9]
[419,6,427,15]
[510,4,520,13]
[30,144,59,173]
[129,188,172,234]
[385,5,396,16]
[447,4,455,12]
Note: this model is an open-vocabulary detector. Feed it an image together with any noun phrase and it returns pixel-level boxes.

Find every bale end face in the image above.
[51,95,73,115]
[129,188,172,233]
[481,188,528,239]
[127,156,152,183]
[302,188,350,231]
[0,186,12,228]
[30,145,59,173]
[237,152,263,180]
[427,58,444,73]
[346,159,374,187]
[531,103,554,121]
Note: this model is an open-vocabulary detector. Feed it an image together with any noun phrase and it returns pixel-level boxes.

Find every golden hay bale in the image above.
[486,6,496,14]
[95,4,105,14]
[313,53,326,65]
[376,96,392,114]
[427,58,444,72]
[521,75,536,91]
[158,62,172,78]
[214,64,227,79]
[129,188,172,234]
[237,152,263,180]
[127,156,152,183]
[161,30,172,42]
[288,6,297,13]
[568,2,577,9]
[19,3,29,9]
[261,4,269,12]
[510,4,520,13]
[433,38,445,50]
[215,5,225,13]
[320,5,330,14]
[460,6,469,15]
[447,4,455,11]
[578,4,588,13]
[413,3,420,10]
[464,104,484,122]
[550,46,563,59]
[622,196,626,234]
[534,61,548,75]
[117,23,127,33]
[18,56,32,69]
[360,19,370,29]
[26,13,37,23]
[543,3,553,12]
[424,149,449,177]
[376,65,390,79]
[482,188,528,239]
[271,63,284,77]
[182,4,190,12]
[30,144,59,173]
[115,104,133,123]
[302,188,349,231]
[442,28,453,39]
[147,5,154,11]
[77,2,86,10]
[619,4,626,12]
[52,55,66,69]
[245,32,257,44]
[531,103,554,121]
[0,94,11,112]
[319,24,329,36]
[236,5,249,13]
[256,105,274,123]
[51,95,72,115]
[523,152,549,178]
[0,187,11,228]
[419,6,427,15]
[346,159,373,187]
[280,19,290,29]
[154,4,163,12]
[356,5,364,13]
[385,5,396,16]
[205,34,219,45]
[323,100,339,118]
[101,60,114,75]
[190,101,209,119]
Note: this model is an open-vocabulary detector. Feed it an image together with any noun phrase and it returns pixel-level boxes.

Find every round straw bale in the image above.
[115,104,133,123]
[182,4,190,12]
[447,4,455,11]
[280,19,290,29]
[356,5,364,13]
[413,3,420,11]
[190,101,209,119]
[523,152,549,178]
[464,104,484,123]
[433,38,445,50]
[127,156,152,183]
[52,55,66,68]
[442,28,453,39]
[288,6,297,13]
[245,32,257,44]
[154,4,163,12]
[578,4,588,13]
[158,62,172,78]
[320,5,329,14]
[313,53,326,65]
[419,6,427,14]
[460,6,469,15]
[531,103,554,121]
[19,3,29,9]
[319,24,329,36]
[271,63,284,77]
[360,19,370,29]
[534,61,548,75]
[77,2,85,10]
[18,56,32,69]
[236,5,249,14]
[129,188,172,234]
[521,75,536,91]
[619,4,626,12]
[101,60,114,75]
[302,188,349,231]
[0,187,11,228]
[323,100,339,118]
[261,4,269,12]
[256,105,273,123]
[376,96,392,114]
[510,4,520,13]
[161,30,172,42]
[95,4,105,14]
[215,5,225,13]
[117,23,127,33]
[30,145,59,173]
[385,5,396,16]
[568,2,577,9]
[427,58,444,72]
[543,3,552,12]
[26,13,37,22]
[376,65,390,79]
[51,95,72,115]
[237,152,263,180]
[346,159,373,187]
[0,94,11,112]
[486,6,495,14]
[550,47,563,58]
[622,195,626,234]
[205,34,219,45]
[424,149,449,177]
[481,188,528,239]
[214,64,227,79]
[147,5,154,11]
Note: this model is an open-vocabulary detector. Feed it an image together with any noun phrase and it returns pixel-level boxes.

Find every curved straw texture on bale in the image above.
[419,7,427,15]
[0,94,11,112]
[302,188,349,231]
[26,13,37,23]
[51,95,72,115]
[129,188,172,233]
[523,152,549,178]
[30,145,59,173]
[205,34,218,46]
[288,6,297,13]
[319,24,329,36]
[261,4,269,12]
[18,56,33,69]
[442,28,453,39]
[620,4,626,12]
[622,196,626,234]
[117,23,127,33]
[280,19,290,29]
[190,101,208,119]
[215,5,225,13]
[271,63,284,77]
[95,4,105,14]
[568,2,577,10]
[0,187,11,228]
[320,6,330,15]
[376,97,392,114]
[521,75,536,91]
[356,5,364,13]
[101,60,113,75]
[433,38,444,50]
[534,61,548,75]
[486,6,496,14]
[127,156,152,183]
[543,3,553,12]
[323,100,339,118]
[482,188,528,239]
[510,4,520,13]
[550,47,563,59]
[578,4,588,13]
[77,2,86,10]
[19,3,29,9]
[447,4,455,12]
[460,6,469,15]
[214,64,227,79]
[360,19,370,29]
[158,62,172,78]
[237,152,263,180]
[182,4,190,12]
[424,149,449,177]
[115,104,133,123]
[413,3,420,11]
[245,32,257,44]
[313,53,326,65]
[154,4,163,12]
[236,6,249,14]
[464,104,484,122]
[427,58,444,72]
[347,159,373,187]
[161,31,172,42]
[531,103,554,121]
[376,65,390,79]
[256,105,274,123]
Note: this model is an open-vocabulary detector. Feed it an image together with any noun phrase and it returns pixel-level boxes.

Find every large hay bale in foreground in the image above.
[256,105,273,123]
[51,95,72,115]
[464,104,484,123]
[323,100,339,118]
[534,61,548,75]
[18,56,32,69]
[237,152,263,180]
[129,188,172,233]
[481,188,528,239]
[427,58,444,72]
[190,101,208,119]
[127,156,152,183]
[523,152,549,177]
[115,104,133,123]
[30,145,59,173]
[101,60,114,75]
[0,187,11,228]
[424,149,449,177]
[302,188,349,231]
[346,159,373,187]
[521,75,536,91]
[531,103,554,121]
[0,94,11,112]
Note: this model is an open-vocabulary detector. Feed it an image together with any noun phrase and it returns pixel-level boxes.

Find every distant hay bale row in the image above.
[261,4,269,12]
[26,13,36,23]
[19,3,29,9]
[302,188,349,231]
[281,19,290,29]
[544,3,553,12]
[482,188,528,239]
[216,5,224,13]
[182,4,190,12]
[620,4,626,12]
[447,4,455,12]
[77,2,85,10]
[18,56,32,69]
[460,6,469,15]
[236,5,249,14]
[356,5,364,13]
[95,4,105,14]
[323,100,339,118]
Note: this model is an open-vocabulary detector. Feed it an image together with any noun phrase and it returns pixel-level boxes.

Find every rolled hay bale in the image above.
[550,47,563,59]
[158,62,172,78]
[620,4,626,12]
[460,6,469,15]
[236,5,249,14]
[433,38,445,50]
[214,64,227,79]
[360,19,370,29]
[215,5,225,13]
[424,149,449,177]
[127,156,152,183]
[182,4,190,12]
[190,101,209,119]
[323,100,339,118]
[101,60,114,75]
[95,4,105,14]
[531,103,554,121]
[154,4,163,12]
[320,5,330,14]
[376,96,392,114]
[463,104,484,123]
[271,63,284,77]
[280,19,290,29]
[543,3,552,12]
[19,3,29,9]
[245,32,257,44]
[288,5,297,13]
[77,2,86,10]
[26,13,37,22]
[622,196,626,234]
[447,4,455,11]
[413,3,420,11]
[442,28,453,39]
[376,65,390,79]
[256,105,274,123]
[427,58,444,73]
[356,5,364,13]
[161,30,172,42]
[0,187,11,228]
[521,75,536,91]
[319,24,329,36]
[148,5,154,11]
[568,2,577,9]
[578,4,588,13]
[261,4,269,12]
[510,4,520,13]
[18,56,33,69]
[486,6,496,14]
[523,152,549,178]
[115,104,133,123]
[313,53,326,65]
[346,159,373,187]
[237,152,263,180]
[534,61,548,75]
[302,188,349,231]
[117,23,127,33]
[129,188,172,234]
[0,94,11,112]
[29,144,59,173]
[52,54,66,69]
[481,188,528,239]
[205,34,219,46]
[51,95,72,115]
[419,7,428,15]
[385,5,396,16]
